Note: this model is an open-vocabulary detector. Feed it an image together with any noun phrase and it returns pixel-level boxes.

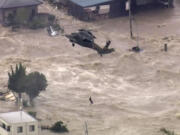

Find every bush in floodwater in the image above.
[28,111,37,118]
[23,100,29,107]
[28,16,47,29]
[160,128,176,135]
[50,121,68,133]
[52,23,64,33]
[48,15,55,22]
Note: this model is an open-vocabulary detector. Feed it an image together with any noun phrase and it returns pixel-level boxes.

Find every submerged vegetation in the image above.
[50,121,68,133]
[8,63,26,101]
[41,121,68,133]
[28,111,37,118]
[8,63,47,105]
[27,15,48,29]
[160,128,176,135]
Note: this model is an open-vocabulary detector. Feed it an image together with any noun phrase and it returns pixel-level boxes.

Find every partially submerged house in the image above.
[0,111,38,135]
[0,0,42,24]
[67,0,113,21]
[67,0,173,21]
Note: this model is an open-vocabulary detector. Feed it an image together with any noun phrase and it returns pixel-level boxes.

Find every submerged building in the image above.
[0,111,38,135]
[0,0,42,24]
[67,0,173,21]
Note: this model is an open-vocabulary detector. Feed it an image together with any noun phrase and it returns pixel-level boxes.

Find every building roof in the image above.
[0,111,37,124]
[0,0,42,9]
[70,0,112,8]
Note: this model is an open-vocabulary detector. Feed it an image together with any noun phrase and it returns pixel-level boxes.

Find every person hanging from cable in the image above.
[89,96,93,104]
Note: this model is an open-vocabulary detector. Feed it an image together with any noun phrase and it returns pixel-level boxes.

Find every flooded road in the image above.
[1,1,180,135]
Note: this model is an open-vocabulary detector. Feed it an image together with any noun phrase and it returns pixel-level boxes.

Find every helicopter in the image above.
[65,29,115,56]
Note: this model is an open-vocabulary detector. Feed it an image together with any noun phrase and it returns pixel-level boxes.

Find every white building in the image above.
[0,111,38,135]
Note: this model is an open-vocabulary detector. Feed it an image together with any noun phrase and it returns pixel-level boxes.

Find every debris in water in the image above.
[129,46,141,53]
[164,43,168,52]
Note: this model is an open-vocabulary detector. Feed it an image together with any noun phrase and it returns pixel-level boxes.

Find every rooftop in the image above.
[70,0,112,8]
[0,111,37,124]
[0,0,42,9]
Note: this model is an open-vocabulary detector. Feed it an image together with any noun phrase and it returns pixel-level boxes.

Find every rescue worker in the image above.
[89,96,93,104]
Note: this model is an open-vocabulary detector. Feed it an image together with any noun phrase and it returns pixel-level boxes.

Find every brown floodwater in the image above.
[1,1,180,135]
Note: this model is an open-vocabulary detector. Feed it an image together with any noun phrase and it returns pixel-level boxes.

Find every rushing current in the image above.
[1,1,180,135]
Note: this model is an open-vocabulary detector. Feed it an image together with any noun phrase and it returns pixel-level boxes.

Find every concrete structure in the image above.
[0,0,42,24]
[67,0,173,21]
[0,111,38,135]
[68,0,112,21]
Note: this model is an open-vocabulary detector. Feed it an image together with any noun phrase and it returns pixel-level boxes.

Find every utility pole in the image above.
[128,0,133,38]
[84,121,88,135]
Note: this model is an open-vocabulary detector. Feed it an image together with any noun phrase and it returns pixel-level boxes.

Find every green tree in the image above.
[25,72,47,104]
[50,121,68,133]
[8,63,27,102]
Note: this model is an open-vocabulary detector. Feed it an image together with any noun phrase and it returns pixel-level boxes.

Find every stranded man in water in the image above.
[89,96,93,104]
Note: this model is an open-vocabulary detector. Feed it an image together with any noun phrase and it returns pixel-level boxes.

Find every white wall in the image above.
[12,122,38,135]
[0,119,11,135]
[27,122,38,135]
[0,127,10,135]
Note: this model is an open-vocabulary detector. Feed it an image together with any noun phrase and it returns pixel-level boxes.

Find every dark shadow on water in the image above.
[135,3,173,14]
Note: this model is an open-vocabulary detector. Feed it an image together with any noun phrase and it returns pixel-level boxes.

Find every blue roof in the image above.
[70,0,112,7]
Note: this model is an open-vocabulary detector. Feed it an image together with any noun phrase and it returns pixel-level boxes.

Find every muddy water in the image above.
[1,1,180,135]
